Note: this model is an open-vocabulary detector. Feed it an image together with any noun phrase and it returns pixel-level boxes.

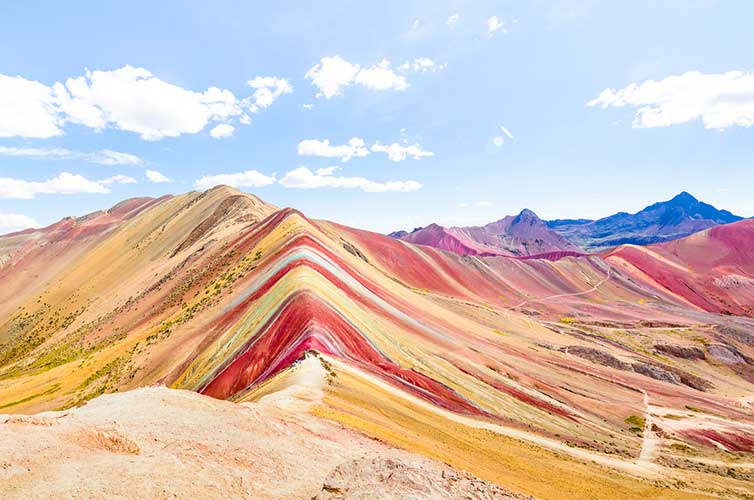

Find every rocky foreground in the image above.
[0,386,524,500]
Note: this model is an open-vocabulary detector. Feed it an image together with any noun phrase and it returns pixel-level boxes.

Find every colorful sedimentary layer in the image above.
[606,219,754,316]
[1,186,753,499]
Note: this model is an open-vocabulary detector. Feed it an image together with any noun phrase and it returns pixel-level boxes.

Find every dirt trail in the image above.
[639,389,659,465]
[329,356,662,478]
[505,266,612,318]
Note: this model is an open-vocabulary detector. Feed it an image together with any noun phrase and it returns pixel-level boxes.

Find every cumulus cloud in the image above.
[487,16,506,35]
[210,123,235,139]
[0,74,61,138]
[315,166,340,176]
[0,213,40,232]
[53,66,243,140]
[305,56,441,99]
[447,13,460,28]
[279,166,421,192]
[0,172,129,199]
[0,146,143,166]
[146,169,171,183]
[355,59,409,91]
[297,137,369,162]
[587,70,754,130]
[194,170,277,190]
[0,66,291,140]
[370,142,434,161]
[246,77,293,113]
[305,56,362,99]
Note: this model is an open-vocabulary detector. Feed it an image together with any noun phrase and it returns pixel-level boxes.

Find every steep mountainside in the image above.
[0,187,753,499]
[548,192,742,251]
[395,209,584,257]
[605,218,754,316]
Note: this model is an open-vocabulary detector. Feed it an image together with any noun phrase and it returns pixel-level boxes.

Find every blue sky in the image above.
[1,0,753,234]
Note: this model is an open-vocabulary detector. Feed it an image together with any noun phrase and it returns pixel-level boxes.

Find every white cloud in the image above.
[302,104,314,110]
[0,213,40,232]
[305,56,361,99]
[315,166,340,176]
[500,125,514,139]
[298,137,369,162]
[587,70,754,130]
[95,149,144,166]
[210,123,235,139]
[279,166,421,192]
[371,142,434,161]
[355,59,408,91]
[0,74,61,138]
[398,58,446,73]
[146,169,171,183]
[54,66,242,140]
[298,137,433,162]
[306,56,438,98]
[246,77,293,113]
[487,16,506,35]
[0,66,291,140]
[0,146,143,166]
[0,145,70,160]
[99,174,137,186]
[447,13,460,28]
[0,172,119,199]
[194,170,277,190]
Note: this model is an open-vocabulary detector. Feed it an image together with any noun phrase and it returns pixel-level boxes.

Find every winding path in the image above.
[505,266,613,318]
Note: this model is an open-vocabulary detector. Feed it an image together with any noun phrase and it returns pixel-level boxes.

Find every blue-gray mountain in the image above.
[546,192,743,251]
[389,192,743,255]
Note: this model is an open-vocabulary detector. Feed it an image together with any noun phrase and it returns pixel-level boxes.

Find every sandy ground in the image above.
[0,383,525,500]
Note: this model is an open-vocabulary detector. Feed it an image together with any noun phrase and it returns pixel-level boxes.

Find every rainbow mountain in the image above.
[1,186,754,499]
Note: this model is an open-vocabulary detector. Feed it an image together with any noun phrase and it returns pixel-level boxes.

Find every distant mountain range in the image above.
[547,192,743,251]
[393,208,582,257]
[391,192,743,255]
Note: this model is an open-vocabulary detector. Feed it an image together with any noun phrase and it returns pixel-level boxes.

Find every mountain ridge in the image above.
[547,192,743,251]
[390,192,743,257]
[393,208,583,257]
[1,187,753,498]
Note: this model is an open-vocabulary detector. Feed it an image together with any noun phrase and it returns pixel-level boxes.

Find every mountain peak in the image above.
[548,191,741,251]
[512,208,542,226]
[669,191,699,205]
[517,208,539,219]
